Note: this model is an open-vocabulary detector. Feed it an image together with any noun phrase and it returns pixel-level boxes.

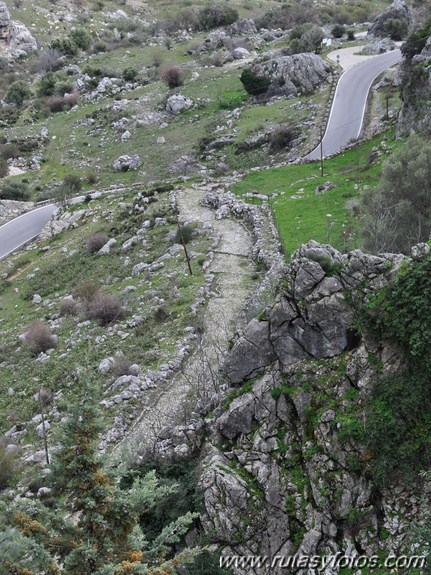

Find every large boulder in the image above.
[0,1,10,26]
[112,154,141,171]
[166,94,193,115]
[9,21,37,57]
[247,52,332,98]
[367,0,411,38]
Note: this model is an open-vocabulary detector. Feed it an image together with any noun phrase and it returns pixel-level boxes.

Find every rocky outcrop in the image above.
[0,199,33,225]
[199,241,425,573]
[166,94,193,115]
[224,241,403,384]
[397,35,431,136]
[112,154,141,171]
[361,37,396,55]
[248,52,332,98]
[367,0,411,39]
[0,2,37,58]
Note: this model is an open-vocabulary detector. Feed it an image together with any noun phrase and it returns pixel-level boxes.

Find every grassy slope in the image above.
[232,130,403,255]
[0,189,210,444]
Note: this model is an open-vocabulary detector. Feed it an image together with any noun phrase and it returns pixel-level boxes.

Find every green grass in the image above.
[232,130,402,256]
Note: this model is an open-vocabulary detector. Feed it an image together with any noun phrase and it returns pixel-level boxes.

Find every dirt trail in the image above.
[120,184,255,454]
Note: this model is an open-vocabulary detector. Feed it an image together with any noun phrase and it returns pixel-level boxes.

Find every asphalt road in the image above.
[0,204,57,260]
[305,49,402,160]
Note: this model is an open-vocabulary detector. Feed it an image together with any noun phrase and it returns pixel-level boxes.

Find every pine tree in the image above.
[0,383,202,575]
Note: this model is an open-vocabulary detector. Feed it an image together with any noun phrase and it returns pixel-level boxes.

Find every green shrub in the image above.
[37,72,57,97]
[0,158,8,178]
[331,24,346,38]
[122,66,138,82]
[0,444,21,490]
[5,81,32,107]
[358,254,431,485]
[240,68,270,97]
[197,5,238,30]
[51,38,78,56]
[0,143,20,160]
[384,18,408,41]
[0,181,31,200]
[70,28,92,50]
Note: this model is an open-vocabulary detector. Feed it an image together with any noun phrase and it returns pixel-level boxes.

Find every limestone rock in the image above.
[248,52,332,98]
[367,0,411,39]
[112,154,141,171]
[166,94,193,115]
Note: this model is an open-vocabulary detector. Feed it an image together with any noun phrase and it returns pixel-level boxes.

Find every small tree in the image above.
[37,72,57,97]
[361,135,431,254]
[5,81,32,107]
[0,383,202,574]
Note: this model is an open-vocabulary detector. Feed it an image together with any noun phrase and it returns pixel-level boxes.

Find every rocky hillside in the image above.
[199,241,430,570]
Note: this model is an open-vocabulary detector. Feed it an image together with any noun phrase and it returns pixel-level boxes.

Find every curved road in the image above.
[0,50,402,259]
[305,49,402,160]
[0,204,57,260]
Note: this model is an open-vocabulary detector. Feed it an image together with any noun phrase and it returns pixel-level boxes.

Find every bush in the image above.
[384,18,408,41]
[70,28,92,50]
[270,125,297,152]
[56,80,74,96]
[0,158,8,178]
[289,24,324,54]
[240,68,270,96]
[346,30,355,41]
[93,41,107,53]
[123,66,138,82]
[160,66,183,89]
[24,321,57,355]
[51,38,78,56]
[63,174,82,193]
[38,72,57,97]
[112,356,135,378]
[46,93,78,113]
[85,233,108,253]
[0,444,20,490]
[331,24,346,38]
[361,135,431,254]
[87,292,126,325]
[59,298,80,317]
[0,143,20,160]
[197,5,239,30]
[74,281,100,304]
[5,81,32,107]
[36,48,63,73]
[0,181,31,201]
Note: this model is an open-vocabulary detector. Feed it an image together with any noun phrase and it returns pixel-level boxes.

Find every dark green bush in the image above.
[70,28,92,50]
[358,254,431,485]
[331,24,346,38]
[0,181,31,200]
[197,5,238,30]
[51,38,78,56]
[122,66,138,82]
[0,158,8,178]
[5,81,32,107]
[384,18,408,41]
[38,72,57,97]
[240,68,270,96]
